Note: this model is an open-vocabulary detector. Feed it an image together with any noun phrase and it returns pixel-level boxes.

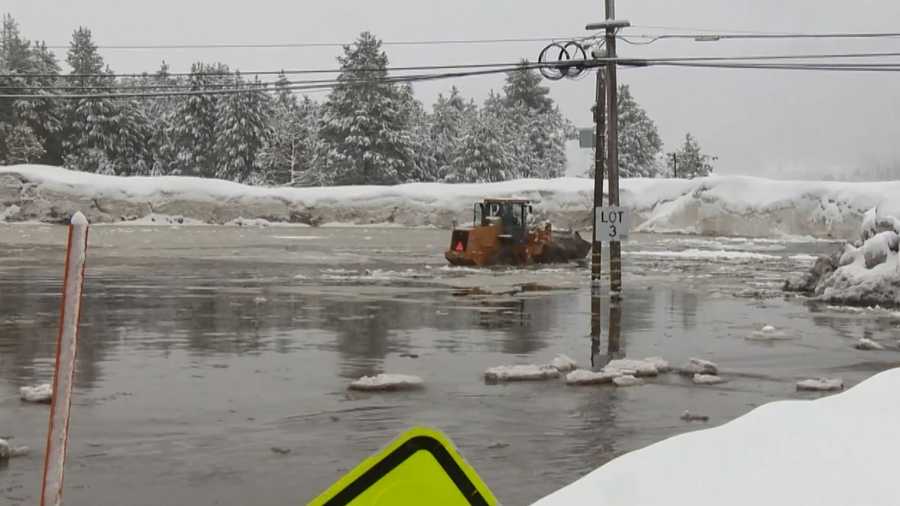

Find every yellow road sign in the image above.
[308,427,497,505]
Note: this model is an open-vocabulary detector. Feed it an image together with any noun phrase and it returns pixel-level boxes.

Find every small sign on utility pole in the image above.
[594,206,630,242]
[578,127,595,148]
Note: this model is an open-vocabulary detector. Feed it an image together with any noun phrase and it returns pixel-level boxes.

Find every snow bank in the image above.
[3,165,900,238]
[347,374,423,391]
[536,367,900,506]
[19,383,52,403]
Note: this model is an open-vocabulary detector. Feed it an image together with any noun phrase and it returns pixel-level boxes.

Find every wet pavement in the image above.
[2,224,900,505]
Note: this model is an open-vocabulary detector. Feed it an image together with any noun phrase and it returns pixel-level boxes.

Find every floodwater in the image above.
[2,224,900,505]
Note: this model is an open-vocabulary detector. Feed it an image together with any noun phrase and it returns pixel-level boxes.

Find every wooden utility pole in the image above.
[591,68,605,283]
[604,0,622,295]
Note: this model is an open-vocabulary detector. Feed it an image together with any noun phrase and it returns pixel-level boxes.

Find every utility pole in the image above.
[590,68,605,283]
[603,0,622,295]
[672,153,677,178]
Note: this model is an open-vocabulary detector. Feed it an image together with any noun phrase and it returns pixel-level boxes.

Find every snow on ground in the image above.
[347,374,423,391]
[19,383,52,403]
[536,367,900,506]
[3,165,900,238]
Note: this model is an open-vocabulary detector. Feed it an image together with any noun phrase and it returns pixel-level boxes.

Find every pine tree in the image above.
[168,62,228,177]
[213,74,272,183]
[0,15,61,165]
[319,31,415,185]
[430,86,475,181]
[398,83,437,182]
[616,84,663,178]
[500,61,569,179]
[502,60,553,115]
[667,133,714,178]
[257,74,317,185]
[447,102,517,183]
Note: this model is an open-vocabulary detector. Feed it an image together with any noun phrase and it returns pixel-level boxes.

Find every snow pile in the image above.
[679,358,719,375]
[484,364,560,382]
[800,207,900,307]
[550,354,578,372]
[535,367,900,506]
[20,383,52,403]
[348,374,424,391]
[796,378,843,391]
[854,338,886,351]
[692,374,725,385]
[3,165,900,237]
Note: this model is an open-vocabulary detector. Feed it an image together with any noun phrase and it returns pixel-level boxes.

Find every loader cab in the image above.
[476,198,532,244]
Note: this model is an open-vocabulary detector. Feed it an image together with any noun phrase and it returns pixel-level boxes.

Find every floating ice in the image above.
[484,364,560,382]
[550,354,578,372]
[612,375,642,387]
[605,359,658,377]
[797,378,844,392]
[747,325,792,341]
[643,357,671,373]
[348,374,424,391]
[19,383,52,403]
[565,369,619,386]
[693,374,725,385]
[854,338,885,351]
[681,358,719,375]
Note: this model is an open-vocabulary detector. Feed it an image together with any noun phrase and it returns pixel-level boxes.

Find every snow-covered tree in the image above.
[616,84,663,178]
[500,62,569,179]
[257,74,322,185]
[430,86,476,181]
[398,83,438,182]
[60,26,152,175]
[446,103,517,183]
[168,62,228,177]
[667,132,714,178]
[213,73,272,182]
[319,31,415,185]
[0,15,62,165]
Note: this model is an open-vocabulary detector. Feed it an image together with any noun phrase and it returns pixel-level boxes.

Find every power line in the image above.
[619,31,900,45]
[644,61,900,71]
[39,35,586,50]
[0,62,578,99]
[0,61,545,80]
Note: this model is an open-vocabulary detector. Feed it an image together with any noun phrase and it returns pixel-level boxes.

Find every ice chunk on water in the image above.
[681,358,719,375]
[693,374,725,385]
[613,375,642,387]
[643,356,671,373]
[550,354,578,372]
[484,364,560,382]
[20,383,52,403]
[606,359,658,377]
[797,378,844,392]
[761,325,776,333]
[348,374,424,391]
[565,369,619,385]
[854,338,885,351]
[748,325,791,341]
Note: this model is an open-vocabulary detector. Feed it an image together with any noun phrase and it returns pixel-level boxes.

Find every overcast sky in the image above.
[7,0,900,178]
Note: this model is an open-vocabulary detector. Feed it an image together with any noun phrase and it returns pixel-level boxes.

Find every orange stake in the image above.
[40,212,89,506]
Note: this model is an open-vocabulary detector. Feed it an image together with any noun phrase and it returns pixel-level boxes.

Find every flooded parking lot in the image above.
[2,224,900,505]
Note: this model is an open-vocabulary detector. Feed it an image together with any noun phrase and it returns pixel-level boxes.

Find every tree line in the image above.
[0,14,714,185]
